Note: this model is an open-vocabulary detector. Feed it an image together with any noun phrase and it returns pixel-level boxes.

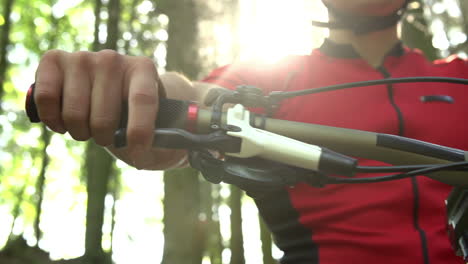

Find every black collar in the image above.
[319,39,405,59]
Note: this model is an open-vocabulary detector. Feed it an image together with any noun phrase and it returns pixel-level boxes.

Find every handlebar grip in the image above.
[25,84,40,123]
[154,98,193,129]
[25,82,195,130]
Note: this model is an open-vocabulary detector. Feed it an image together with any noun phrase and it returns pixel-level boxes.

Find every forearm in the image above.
[160,72,215,104]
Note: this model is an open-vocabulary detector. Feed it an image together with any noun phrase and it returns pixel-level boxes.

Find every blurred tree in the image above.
[32,1,62,245]
[0,0,14,114]
[223,2,246,261]
[84,142,114,264]
[159,0,205,263]
[2,0,60,254]
[204,184,223,264]
[0,0,159,263]
[419,0,467,56]
[457,0,468,53]
[33,125,51,243]
[7,179,27,243]
[401,0,438,60]
[122,0,140,54]
[460,0,468,34]
[229,186,244,264]
[259,217,276,264]
[92,0,103,51]
[82,0,121,263]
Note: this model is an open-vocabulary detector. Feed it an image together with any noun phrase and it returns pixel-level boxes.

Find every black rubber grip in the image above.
[117,98,191,130]
[25,83,192,139]
[156,98,190,129]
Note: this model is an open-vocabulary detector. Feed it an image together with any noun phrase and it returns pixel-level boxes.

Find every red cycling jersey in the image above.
[202,39,468,264]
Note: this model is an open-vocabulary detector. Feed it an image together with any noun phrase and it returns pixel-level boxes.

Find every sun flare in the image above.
[237,0,328,63]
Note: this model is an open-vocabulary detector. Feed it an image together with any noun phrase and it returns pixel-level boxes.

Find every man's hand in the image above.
[34,49,188,170]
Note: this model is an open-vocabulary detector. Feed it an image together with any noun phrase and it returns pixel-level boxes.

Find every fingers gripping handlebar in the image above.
[26,83,194,133]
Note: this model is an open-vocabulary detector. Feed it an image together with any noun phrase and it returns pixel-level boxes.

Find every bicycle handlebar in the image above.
[25,83,468,186]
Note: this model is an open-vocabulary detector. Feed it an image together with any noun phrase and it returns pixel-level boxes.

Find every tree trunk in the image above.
[109,173,120,256]
[32,2,61,244]
[207,184,223,264]
[105,0,121,51]
[83,0,121,263]
[229,0,240,60]
[226,5,244,262]
[160,0,202,79]
[124,0,140,54]
[159,0,204,263]
[457,0,468,52]
[259,216,276,264]
[92,0,103,51]
[162,168,202,264]
[7,184,27,243]
[33,125,51,243]
[84,142,114,264]
[458,0,468,36]
[229,186,245,264]
[400,0,439,60]
[0,0,15,114]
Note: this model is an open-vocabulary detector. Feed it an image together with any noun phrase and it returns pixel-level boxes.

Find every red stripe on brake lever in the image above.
[25,83,41,123]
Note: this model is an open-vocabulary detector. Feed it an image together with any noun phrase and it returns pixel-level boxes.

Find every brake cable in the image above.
[268,77,468,101]
[198,76,468,185]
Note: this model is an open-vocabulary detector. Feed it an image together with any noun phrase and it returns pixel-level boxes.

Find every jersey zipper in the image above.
[376,65,430,264]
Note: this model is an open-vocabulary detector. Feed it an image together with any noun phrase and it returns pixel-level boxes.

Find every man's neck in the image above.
[328,25,400,67]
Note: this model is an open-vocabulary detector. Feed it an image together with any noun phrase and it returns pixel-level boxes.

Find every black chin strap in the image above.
[313,0,409,34]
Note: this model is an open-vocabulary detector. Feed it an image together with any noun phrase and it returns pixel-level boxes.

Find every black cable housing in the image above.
[268,77,468,102]
[356,165,436,173]
[327,162,468,184]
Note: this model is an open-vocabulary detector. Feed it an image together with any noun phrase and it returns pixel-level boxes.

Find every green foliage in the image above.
[0,0,169,260]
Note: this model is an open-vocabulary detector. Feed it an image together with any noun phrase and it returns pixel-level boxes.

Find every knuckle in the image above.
[42,49,64,61]
[136,56,156,68]
[129,56,157,74]
[96,49,122,68]
[69,51,92,67]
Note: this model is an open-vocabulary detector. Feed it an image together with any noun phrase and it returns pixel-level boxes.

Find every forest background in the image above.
[0,0,466,263]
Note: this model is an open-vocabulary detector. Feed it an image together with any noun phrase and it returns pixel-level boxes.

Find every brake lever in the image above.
[189,150,328,198]
[114,128,242,153]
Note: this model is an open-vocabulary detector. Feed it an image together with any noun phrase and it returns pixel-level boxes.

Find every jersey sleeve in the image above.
[201,64,247,91]
[433,55,468,78]
[201,56,307,94]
